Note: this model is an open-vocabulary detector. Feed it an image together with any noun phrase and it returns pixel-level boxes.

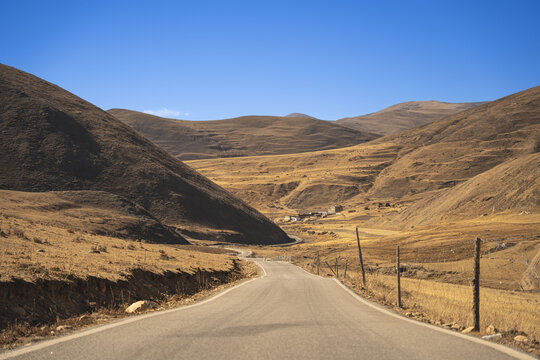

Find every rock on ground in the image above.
[125,300,157,314]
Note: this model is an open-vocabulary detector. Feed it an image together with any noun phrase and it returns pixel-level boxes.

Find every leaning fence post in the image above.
[325,261,337,277]
[473,237,481,331]
[335,258,339,278]
[356,226,366,286]
[397,245,402,308]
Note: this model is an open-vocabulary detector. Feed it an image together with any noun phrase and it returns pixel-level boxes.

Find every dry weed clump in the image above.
[11,227,28,240]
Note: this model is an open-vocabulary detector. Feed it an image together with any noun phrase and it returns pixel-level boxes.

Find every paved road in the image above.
[2,260,532,360]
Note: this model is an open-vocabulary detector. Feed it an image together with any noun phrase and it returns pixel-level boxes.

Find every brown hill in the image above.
[369,86,540,199]
[336,100,485,135]
[108,109,378,160]
[0,189,183,243]
[387,152,540,227]
[0,63,289,245]
[188,86,540,220]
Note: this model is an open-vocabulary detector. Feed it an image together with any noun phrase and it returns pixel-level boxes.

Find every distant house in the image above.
[328,205,344,214]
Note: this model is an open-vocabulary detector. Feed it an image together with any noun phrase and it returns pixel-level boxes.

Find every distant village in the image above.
[283,205,344,222]
[282,203,393,222]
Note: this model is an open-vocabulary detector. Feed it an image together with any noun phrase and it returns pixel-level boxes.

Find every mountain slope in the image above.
[387,152,540,227]
[336,100,485,135]
[108,109,378,160]
[0,63,289,245]
[187,86,539,221]
[369,86,540,199]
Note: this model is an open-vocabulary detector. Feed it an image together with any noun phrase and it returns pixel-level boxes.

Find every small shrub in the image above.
[127,244,136,250]
[73,236,85,243]
[12,228,28,240]
[159,249,173,260]
[97,245,107,253]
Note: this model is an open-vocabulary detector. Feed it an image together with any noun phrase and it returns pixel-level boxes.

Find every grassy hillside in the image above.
[336,100,485,135]
[189,86,539,218]
[108,109,378,160]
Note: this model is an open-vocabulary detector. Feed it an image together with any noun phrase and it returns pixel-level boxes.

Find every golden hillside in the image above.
[188,86,540,220]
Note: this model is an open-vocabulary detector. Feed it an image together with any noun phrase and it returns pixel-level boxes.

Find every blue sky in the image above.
[1,0,539,120]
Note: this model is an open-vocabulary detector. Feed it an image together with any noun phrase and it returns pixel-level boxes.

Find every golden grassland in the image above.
[0,191,236,282]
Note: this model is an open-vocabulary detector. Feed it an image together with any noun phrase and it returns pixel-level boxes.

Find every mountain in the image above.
[368,86,540,199]
[388,152,540,227]
[187,86,540,223]
[108,109,378,160]
[0,63,290,245]
[336,100,486,135]
[284,113,318,119]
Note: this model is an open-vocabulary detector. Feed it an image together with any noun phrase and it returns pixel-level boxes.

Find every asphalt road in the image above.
[2,260,532,360]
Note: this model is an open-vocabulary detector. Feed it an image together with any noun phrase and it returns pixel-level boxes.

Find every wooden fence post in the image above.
[344,259,348,279]
[356,226,366,286]
[335,258,339,278]
[397,245,402,308]
[317,254,320,275]
[325,261,337,277]
[473,237,481,331]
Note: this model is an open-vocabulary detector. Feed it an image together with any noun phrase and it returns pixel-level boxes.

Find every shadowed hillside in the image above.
[108,109,378,160]
[336,101,485,135]
[0,63,289,245]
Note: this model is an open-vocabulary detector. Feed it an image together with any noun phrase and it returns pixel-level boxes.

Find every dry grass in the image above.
[0,191,236,282]
[241,214,540,350]
[344,270,539,340]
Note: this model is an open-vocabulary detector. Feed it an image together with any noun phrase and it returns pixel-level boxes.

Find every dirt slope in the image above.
[336,101,485,135]
[108,109,378,160]
[0,63,289,245]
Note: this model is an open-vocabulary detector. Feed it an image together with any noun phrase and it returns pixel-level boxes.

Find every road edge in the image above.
[0,259,266,360]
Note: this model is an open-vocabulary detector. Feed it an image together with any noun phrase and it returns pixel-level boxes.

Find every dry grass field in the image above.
[0,190,236,282]
[238,213,539,350]
[0,188,256,342]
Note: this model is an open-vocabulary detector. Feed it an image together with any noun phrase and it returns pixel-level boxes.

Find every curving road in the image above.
[1,259,532,360]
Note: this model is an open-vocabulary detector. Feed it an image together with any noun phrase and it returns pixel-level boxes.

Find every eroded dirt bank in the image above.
[0,262,243,331]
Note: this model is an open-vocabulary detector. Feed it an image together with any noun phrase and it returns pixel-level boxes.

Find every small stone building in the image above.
[328,205,344,214]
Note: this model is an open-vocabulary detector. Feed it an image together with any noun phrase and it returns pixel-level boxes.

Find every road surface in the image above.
[1,259,532,359]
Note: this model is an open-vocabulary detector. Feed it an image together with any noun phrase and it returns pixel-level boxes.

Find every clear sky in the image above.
[1,0,539,120]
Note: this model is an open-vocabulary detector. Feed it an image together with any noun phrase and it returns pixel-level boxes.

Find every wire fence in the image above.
[297,236,540,340]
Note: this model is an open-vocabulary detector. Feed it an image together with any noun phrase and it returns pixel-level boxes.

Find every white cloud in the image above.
[143,108,189,118]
